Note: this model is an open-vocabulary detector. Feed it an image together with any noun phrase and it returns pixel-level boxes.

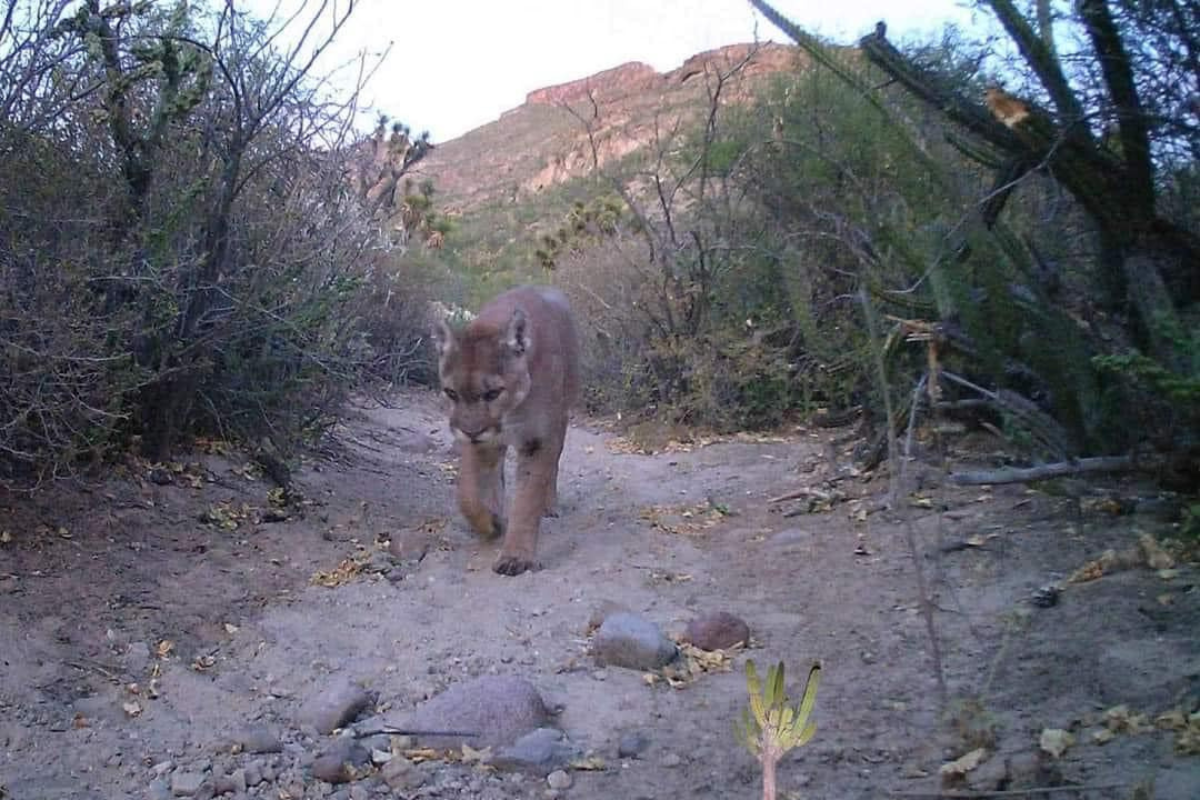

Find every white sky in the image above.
[257,0,983,142]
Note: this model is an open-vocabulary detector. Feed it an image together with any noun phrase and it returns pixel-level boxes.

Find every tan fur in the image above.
[432,286,581,575]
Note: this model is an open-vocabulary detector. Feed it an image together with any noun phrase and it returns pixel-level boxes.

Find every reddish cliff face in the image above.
[413,42,803,211]
[525,62,660,107]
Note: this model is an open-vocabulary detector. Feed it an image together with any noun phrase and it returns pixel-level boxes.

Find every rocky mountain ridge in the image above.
[412,42,802,213]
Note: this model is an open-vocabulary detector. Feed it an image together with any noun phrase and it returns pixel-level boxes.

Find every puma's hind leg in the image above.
[541,413,568,518]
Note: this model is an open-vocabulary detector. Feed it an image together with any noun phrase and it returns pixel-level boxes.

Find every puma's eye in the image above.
[482,388,502,402]
[443,388,459,402]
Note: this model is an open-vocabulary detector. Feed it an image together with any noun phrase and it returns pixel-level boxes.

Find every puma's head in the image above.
[432,308,532,444]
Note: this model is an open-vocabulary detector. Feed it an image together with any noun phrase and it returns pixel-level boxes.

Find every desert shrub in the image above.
[0,0,440,488]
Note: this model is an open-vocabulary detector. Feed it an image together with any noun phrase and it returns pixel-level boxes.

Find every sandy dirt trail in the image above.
[1,391,1197,799]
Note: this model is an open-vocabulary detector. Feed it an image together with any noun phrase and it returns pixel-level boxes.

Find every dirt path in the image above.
[2,391,1197,800]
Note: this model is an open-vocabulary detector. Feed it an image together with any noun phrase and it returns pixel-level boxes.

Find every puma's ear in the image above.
[504,308,529,356]
[431,315,456,359]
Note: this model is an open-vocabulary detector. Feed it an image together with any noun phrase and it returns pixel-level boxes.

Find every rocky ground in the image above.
[1,390,1197,800]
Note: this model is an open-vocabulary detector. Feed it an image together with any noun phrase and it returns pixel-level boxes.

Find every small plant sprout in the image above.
[736,659,821,800]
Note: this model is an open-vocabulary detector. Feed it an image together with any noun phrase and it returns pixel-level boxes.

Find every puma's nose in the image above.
[458,424,488,443]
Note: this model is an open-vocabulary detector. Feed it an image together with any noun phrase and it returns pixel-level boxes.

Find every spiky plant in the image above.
[736,660,821,800]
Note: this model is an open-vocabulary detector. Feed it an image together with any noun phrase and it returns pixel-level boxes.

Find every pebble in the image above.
[298,676,376,734]
[380,758,426,792]
[593,613,677,670]
[213,769,247,795]
[546,770,573,790]
[617,732,649,759]
[122,641,153,673]
[492,727,581,775]
[684,611,750,651]
[661,753,683,768]
[170,768,209,797]
[586,600,630,632]
[311,739,371,784]
[237,726,284,754]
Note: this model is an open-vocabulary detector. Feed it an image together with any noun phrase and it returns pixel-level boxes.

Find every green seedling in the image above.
[736,659,821,800]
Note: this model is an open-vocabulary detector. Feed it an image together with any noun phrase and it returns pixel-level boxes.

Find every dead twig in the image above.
[948,455,1154,485]
[768,486,837,504]
[887,783,1125,798]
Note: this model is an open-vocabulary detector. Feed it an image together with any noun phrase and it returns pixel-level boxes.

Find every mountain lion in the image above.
[432,286,581,575]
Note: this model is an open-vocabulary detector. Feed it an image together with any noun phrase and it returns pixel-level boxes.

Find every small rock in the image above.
[617,732,648,759]
[586,600,630,633]
[238,726,284,754]
[349,785,371,800]
[311,739,371,784]
[0,575,18,594]
[546,770,572,790]
[769,528,809,546]
[148,779,172,800]
[593,613,677,670]
[399,675,550,749]
[299,676,376,734]
[388,530,430,561]
[493,727,581,775]
[170,768,209,797]
[213,769,247,795]
[242,763,262,786]
[1031,585,1060,608]
[966,755,1010,791]
[684,611,750,651]
[72,694,126,725]
[380,758,426,792]
[660,752,682,768]
[122,641,153,672]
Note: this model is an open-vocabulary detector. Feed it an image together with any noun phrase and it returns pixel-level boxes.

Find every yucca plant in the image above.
[736,660,822,800]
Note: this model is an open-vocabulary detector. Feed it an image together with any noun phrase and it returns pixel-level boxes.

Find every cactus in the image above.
[736,660,821,800]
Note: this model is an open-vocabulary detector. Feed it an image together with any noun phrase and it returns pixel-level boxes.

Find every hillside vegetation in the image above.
[429,1,1199,494]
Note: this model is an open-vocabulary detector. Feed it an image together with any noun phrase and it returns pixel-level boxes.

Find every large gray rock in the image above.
[298,676,375,734]
[400,675,550,749]
[594,613,677,670]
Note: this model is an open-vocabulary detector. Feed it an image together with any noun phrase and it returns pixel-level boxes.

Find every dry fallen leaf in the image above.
[1039,728,1074,758]
[939,747,988,778]
[1138,532,1175,570]
[155,640,175,659]
[460,743,491,763]
[569,755,606,771]
[1155,708,1188,731]
[311,555,369,587]
[122,700,142,718]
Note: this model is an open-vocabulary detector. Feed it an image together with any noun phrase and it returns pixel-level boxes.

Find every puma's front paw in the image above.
[493,551,539,576]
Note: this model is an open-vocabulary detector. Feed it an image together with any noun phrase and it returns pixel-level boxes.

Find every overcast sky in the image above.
[256,0,982,142]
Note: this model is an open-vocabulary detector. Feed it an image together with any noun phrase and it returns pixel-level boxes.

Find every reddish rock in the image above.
[685,611,750,651]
